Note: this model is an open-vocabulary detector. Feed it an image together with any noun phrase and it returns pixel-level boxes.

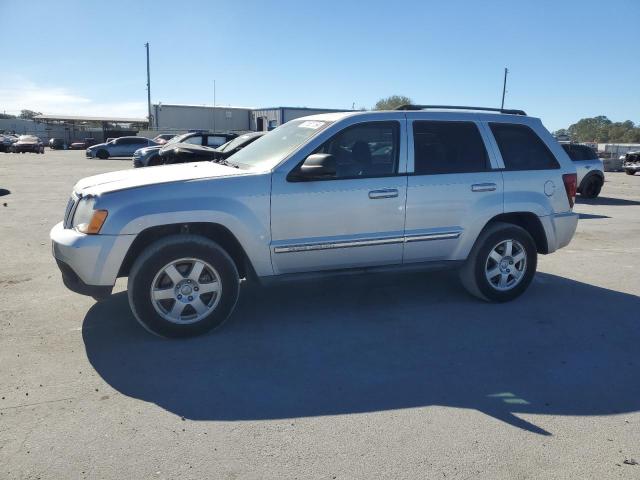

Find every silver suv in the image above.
[560,143,604,198]
[51,106,579,337]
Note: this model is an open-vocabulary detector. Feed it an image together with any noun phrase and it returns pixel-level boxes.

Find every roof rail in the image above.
[394,104,527,116]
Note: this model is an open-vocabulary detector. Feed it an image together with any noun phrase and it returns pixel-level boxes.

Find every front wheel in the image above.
[96,149,109,159]
[626,170,636,176]
[459,222,537,302]
[127,235,240,338]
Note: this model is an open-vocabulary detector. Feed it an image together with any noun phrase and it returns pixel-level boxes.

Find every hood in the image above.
[88,142,108,149]
[137,145,162,155]
[74,161,246,196]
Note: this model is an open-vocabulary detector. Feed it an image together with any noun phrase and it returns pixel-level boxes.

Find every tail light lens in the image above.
[562,173,577,209]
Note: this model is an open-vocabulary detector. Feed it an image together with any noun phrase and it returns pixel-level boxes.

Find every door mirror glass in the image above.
[292,153,336,180]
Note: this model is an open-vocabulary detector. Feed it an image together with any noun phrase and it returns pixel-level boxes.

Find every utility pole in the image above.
[500,67,508,110]
[213,80,216,133]
[145,43,152,128]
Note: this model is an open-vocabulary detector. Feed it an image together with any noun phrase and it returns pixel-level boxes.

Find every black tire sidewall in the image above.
[129,238,239,338]
[581,177,602,198]
[472,226,537,302]
[97,150,108,159]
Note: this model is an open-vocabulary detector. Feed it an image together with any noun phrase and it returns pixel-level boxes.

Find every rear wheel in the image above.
[580,176,602,198]
[127,235,240,338]
[460,222,537,302]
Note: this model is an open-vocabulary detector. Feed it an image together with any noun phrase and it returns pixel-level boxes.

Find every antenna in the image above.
[501,67,509,110]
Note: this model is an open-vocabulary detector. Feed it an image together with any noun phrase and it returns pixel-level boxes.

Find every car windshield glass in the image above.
[229,120,330,170]
[218,134,255,153]
[166,133,190,145]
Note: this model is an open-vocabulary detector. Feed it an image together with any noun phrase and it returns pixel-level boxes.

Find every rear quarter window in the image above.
[490,123,560,170]
[562,144,598,161]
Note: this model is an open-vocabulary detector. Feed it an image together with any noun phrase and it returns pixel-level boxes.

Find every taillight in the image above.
[562,173,577,209]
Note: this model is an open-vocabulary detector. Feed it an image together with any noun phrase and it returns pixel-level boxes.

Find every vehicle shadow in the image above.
[82,271,640,436]
[578,213,611,220]
[577,196,640,206]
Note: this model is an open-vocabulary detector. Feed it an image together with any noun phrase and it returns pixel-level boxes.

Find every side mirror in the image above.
[290,153,336,181]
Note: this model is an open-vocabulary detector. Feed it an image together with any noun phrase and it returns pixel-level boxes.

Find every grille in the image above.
[63,195,78,228]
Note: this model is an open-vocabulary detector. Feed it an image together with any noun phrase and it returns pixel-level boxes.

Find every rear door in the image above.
[403,118,504,263]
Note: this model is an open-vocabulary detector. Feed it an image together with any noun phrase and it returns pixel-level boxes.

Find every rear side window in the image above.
[490,123,560,170]
[561,144,598,161]
[413,121,489,175]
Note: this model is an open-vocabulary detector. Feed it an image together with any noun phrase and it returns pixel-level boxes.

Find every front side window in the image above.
[183,135,203,145]
[490,123,560,170]
[311,121,399,179]
[413,121,489,175]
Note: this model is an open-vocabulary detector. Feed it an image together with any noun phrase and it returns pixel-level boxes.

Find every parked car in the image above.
[623,151,640,175]
[12,135,44,153]
[0,134,19,152]
[51,105,579,338]
[601,154,624,172]
[158,131,266,166]
[87,136,158,159]
[152,134,176,145]
[560,143,604,198]
[69,138,97,150]
[133,131,238,168]
[49,138,65,149]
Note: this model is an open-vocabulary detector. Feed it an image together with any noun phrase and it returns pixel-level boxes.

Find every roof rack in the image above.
[394,104,527,116]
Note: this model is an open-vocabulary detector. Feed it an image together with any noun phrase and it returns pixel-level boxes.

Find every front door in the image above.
[270,120,407,274]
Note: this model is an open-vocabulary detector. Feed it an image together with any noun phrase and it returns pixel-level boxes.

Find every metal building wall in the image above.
[153,105,251,132]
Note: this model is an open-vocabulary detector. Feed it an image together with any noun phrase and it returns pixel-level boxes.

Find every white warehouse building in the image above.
[152,103,353,133]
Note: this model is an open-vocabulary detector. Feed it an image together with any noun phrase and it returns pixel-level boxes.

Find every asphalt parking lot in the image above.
[1,149,639,479]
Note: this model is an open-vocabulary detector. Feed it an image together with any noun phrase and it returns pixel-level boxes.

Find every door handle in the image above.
[369,188,399,199]
[471,183,497,192]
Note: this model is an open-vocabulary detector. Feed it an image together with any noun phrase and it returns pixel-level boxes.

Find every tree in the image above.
[19,109,42,120]
[374,95,412,111]
[564,116,640,143]
[0,113,16,119]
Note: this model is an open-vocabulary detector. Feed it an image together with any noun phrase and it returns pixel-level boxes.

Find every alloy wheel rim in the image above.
[484,239,527,291]
[150,258,222,324]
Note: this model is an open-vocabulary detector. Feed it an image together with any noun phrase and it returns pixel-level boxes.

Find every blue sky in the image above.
[1,0,638,131]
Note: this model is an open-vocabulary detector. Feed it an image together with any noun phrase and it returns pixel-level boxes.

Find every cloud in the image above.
[0,76,146,118]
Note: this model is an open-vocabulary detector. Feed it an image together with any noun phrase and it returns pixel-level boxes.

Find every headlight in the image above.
[72,197,108,234]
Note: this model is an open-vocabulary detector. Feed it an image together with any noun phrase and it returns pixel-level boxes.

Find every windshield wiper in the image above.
[215,158,240,168]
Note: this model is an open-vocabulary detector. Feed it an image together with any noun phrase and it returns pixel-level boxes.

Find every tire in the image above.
[626,170,636,176]
[127,234,240,338]
[459,222,537,302]
[147,155,162,166]
[97,149,109,159]
[580,176,602,198]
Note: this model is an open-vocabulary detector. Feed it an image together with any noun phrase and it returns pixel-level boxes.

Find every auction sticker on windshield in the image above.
[298,121,325,129]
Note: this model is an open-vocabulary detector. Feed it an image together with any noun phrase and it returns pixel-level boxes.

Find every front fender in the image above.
[97,176,273,276]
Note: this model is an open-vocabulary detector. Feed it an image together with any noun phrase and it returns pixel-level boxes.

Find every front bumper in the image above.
[624,163,640,172]
[50,222,135,296]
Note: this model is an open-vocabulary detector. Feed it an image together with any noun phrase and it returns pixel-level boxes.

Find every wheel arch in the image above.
[118,222,257,280]
[578,170,604,192]
[484,212,549,254]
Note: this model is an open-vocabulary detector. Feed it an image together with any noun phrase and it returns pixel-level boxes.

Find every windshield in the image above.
[229,120,330,169]
[165,133,191,146]
[218,133,258,153]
